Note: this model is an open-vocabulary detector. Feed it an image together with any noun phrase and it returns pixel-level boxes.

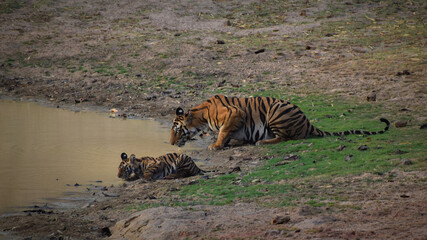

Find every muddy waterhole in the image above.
[0,100,198,214]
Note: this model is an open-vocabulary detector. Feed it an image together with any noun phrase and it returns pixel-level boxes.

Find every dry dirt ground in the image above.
[0,0,426,239]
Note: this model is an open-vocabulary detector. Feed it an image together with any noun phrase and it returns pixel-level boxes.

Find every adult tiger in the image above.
[118,152,205,181]
[170,94,390,150]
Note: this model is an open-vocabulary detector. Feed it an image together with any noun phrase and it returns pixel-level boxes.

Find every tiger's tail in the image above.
[312,118,390,137]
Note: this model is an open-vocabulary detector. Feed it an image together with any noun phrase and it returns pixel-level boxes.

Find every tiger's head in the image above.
[170,107,192,147]
[118,152,140,181]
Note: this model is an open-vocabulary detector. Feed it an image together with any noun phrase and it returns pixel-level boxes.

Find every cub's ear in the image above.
[121,152,128,160]
[130,154,136,161]
[176,107,184,116]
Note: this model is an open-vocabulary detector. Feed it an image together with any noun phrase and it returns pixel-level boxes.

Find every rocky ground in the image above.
[0,0,426,239]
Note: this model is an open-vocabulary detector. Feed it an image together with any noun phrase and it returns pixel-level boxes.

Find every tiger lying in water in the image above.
[170,94,390,150]
[118,152,205,181]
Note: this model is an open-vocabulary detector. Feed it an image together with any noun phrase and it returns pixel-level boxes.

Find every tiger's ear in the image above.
[121,152,128,160]
[130,154,136,160]
[176,107,184,116]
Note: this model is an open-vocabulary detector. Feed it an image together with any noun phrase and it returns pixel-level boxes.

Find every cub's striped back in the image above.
[118,152,204,181]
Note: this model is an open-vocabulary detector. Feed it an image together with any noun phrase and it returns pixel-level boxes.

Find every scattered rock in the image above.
[401,158,412,165]
[282,154,300,161]
[394,121,407,128]
[74,183,81,187]
[358,145,369,151]
[216,40,225,44]
[271,215,290,225]
[275,154,300,166]
[420,123,427,129]
[229,166,241,174]
[251,179,261,183]
[144,95,157,101]
[345,155,353,161]
[265,229,282,236]
[143,195,155,200]
[217,80,226,87]
[394,149,407,155]
[399,108,410,112]
[274,161,289,167]
[396,70,410,76]
[254,49,265,54]
[74,98,88,104]
[337,145,346,151]
[366,92,376,102]
[400,194,410,198]
[325,33,335,37]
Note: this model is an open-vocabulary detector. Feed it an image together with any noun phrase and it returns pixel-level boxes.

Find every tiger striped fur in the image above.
[118,152,205,181]
[170,95,390,150]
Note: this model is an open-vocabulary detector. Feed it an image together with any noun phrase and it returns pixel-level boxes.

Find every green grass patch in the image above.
[135,94,426,210]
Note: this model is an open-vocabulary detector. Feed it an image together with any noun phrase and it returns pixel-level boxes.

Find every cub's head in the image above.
[170,107,191,147]
[118,152,139,181]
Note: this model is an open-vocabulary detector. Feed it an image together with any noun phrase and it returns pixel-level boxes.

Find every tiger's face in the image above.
[170,107,191,147]
[118,152,139,181]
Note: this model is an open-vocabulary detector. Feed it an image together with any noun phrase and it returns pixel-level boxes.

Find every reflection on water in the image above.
[0,100,196,213]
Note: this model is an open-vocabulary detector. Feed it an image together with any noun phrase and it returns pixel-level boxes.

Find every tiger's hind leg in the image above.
[255,137,287,146]
[175,154,204,177]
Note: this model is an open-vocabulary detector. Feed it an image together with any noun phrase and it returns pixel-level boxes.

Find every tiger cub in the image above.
[170,94,390,150]
[118,152,205,181]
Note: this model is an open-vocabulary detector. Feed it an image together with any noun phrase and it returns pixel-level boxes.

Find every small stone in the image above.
[367,92,376,102]
[420,123,427,129]
[401,158,412,165]
[216,40,225,44]
[229,167,241,173]
[271,215,290,225]
[282,154,300,161]
[358,145,369,151]
[217,80,226,87]
[265,229,282,236]
[394,149,407,155]
[394,121,407,128]
[337,145,346,151]
[396,70,410,76]
[254,49,265,54]
[400,194,410,198]
[345,155,353,161]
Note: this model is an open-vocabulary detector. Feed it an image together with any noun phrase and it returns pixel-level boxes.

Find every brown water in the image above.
[0,100,197,213]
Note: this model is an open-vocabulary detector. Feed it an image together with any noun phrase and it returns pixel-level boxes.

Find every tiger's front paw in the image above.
[208,143,222,150]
